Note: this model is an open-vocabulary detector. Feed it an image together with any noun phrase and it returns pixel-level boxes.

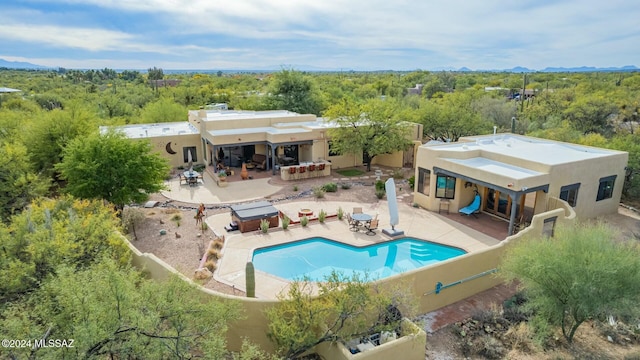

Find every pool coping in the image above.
[207,200,501,299]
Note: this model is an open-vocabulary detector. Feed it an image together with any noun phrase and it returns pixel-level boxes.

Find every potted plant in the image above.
[218,169,227,181]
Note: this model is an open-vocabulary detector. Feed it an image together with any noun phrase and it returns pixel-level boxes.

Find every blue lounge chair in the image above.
[459,194,481,217]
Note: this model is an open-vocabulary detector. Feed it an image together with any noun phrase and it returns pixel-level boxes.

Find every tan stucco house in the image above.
[413,134,628,235]
[104,109,421,178]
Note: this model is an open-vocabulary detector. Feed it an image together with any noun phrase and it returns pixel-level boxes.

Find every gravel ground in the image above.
[128,169,415,296]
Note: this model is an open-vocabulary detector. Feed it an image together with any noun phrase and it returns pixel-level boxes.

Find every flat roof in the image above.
[444,157,543,180]
[209,126,312,137]
[197,109,307,121]
[429,134,619,165]
[102,122,199,138]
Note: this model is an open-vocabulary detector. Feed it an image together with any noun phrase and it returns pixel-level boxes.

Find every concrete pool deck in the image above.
[205,200,501,299]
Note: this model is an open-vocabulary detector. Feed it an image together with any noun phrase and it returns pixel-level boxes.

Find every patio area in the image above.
[205,200,501,299]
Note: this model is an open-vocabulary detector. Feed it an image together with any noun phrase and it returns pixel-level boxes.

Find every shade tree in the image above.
[265,271,414,359]
[0,141,49,221]
[56,131,170,210]
[2,258,242,359]
[500,222,640,343]
[324,97,413,171]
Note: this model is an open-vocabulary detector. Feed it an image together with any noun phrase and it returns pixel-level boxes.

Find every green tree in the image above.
[417,90,493,142]
[265,69,323,115]
[0,196,130,302]
[56,131,170,210]
[140,98,187,123]
[265,271,411,359]
[24,101,97,178]
[2,259,241,359]
[325,98,413,171]
[0,141,49,221]
[147,66,164,80]
[500,222,640,343]
[563,93,618,135]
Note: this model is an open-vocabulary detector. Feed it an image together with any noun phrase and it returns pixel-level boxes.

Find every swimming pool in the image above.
[252,237,466,281]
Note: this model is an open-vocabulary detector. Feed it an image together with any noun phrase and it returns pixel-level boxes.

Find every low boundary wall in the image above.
[124,197,575,354]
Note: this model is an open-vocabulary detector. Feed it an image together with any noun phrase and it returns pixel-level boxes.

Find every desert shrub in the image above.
[337,207,344,220]
[408,175,415,189]
[392,168,404,179]
[204,260,217,272]
[207,248,221,261]
[282,215,290,230]
[504,322,538,353]
[260,219,269,233]
[170,213,182,227]
[301,216,309,227]
[474,335,506,359]
[340,182,351,189]
[293,185,298,192]
[375,180,385,191]
[212,239,224,250]
[318,210,326,223]
[313,186,325,198]
[322,182,338,192]
[375,189,385,199]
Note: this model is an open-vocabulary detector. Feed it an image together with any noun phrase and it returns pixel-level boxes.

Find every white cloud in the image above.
[1,0,639,69]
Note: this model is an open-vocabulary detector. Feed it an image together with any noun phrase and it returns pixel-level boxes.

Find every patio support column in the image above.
[271,144,278,175]
[507,193,520,235]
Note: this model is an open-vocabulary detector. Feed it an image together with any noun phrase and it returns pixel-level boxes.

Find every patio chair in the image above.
[298,165,306,179]
[353,207,363,214]
[459,194,481,217]
[346,213,358,231]
[317,163,325,176]
[365,219,379,236]
[288,166,297,180]
[308,164,316,177]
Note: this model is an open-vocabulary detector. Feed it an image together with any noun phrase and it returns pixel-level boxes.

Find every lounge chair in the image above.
[365,219,379,236]
[459,194,481,217]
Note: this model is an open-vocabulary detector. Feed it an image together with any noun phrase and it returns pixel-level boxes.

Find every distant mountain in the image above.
[0,58,47,69]
[540,65,638,72]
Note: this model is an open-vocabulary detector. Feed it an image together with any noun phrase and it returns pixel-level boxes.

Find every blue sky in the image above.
[1,0,638,71]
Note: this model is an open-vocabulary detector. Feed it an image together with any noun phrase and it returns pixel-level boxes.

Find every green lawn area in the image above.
[336,168,365,177]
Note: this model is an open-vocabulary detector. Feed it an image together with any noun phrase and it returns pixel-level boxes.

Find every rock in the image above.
[159,229,167,235]
[196,233,202,237]
[194,267,212,280]
[607,335,613,343]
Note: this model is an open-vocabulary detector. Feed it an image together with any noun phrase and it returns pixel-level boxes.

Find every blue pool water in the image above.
[252,237,466,281]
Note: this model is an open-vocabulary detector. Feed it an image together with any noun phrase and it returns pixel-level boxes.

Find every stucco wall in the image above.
[413,138,627,220]
[144,134,202,169]
[314,319,426,360]
[122,199,574,355]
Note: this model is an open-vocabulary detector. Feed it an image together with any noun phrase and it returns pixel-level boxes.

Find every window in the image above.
[435,175,456,199]
[417,168,430,195]
[183,146,197,163]
[559,183,580,207]
[596,175,616,201]
[542,216,557,237]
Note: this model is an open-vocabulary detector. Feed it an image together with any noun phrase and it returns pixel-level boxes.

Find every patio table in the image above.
[183,170,200,186]
[351,213,372,231]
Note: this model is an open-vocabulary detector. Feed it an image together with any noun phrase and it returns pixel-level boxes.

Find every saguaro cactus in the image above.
[245,262,255,298]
